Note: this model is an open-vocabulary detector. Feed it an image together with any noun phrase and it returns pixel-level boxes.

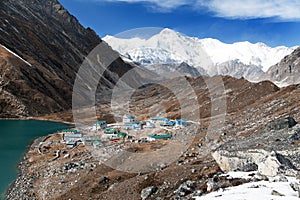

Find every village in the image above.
[61,115,188,149]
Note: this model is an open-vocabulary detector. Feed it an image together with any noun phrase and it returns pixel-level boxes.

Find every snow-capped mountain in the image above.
[265,46,300,87]
[104,28,297,81]
[125,47,184,65]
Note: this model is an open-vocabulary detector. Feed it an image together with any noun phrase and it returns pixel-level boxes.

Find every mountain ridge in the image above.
[0,0,137,118]
[265,46,300,86]
[104,28,297,82]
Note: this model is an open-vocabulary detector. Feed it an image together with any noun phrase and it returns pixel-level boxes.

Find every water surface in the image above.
[0,120,69,199]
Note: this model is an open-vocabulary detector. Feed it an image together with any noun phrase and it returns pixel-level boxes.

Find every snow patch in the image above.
[221,171,256,179]
[273,77,292,88]
[0,44,32,67]
[195,176,299,200]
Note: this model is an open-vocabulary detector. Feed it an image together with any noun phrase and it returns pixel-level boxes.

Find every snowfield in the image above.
[195,172,299,200]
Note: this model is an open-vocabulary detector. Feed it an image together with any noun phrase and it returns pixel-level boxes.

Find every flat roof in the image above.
[64,133,82,138]
[151,117,168,121]
[94,121,107,125]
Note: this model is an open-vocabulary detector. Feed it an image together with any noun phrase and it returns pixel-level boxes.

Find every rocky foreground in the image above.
[4,75,300,200]
[5,116,300,200]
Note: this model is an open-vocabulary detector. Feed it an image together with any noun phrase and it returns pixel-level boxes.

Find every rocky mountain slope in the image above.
[210,60,264,82]
[138,62,203,78]
[7,75,300,199]
[2,1,300,199]
[0,0,136,118]
[104,28,296,81]
[266,46,300,87]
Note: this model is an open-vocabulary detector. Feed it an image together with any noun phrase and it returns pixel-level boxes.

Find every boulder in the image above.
[271,190,285,196]
[289,133,300,144]
[268,175,288,182]
[212,118,300,177]
[99,177,110,184]
[212,149,270,173]
[141,186,157,200]
[175,180,196,196]
[206,179,218,192]
[212,150,297,177]
[258,154,281,177]
[287,117,298,128]
[289,182,299,192]
[265,117,297,131]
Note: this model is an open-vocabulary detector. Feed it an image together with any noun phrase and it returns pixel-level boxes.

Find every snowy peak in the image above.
[152,28,191,43]
[199,39,296,71]
[104,28,297,80]
[156,28,180,37]
[104,29,296,71]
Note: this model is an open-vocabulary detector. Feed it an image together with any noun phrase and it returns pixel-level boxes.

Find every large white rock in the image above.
[258,154,281,177]
[212,150,284,177]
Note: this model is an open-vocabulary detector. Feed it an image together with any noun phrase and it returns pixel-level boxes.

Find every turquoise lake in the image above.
[0,120,69,199]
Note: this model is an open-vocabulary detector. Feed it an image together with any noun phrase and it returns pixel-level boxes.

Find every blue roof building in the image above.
[124,122,141,130]
[151,117,168,122]
[123,115,135,123]
[160,121,176,127]
[175,119,187,127]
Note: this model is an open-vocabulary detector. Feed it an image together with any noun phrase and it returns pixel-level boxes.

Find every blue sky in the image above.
[59,0,300,47]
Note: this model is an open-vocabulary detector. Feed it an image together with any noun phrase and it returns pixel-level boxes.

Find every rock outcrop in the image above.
[212,118,300,177]
[140,186,157,200]
[266,47,300,86]
[208,59,265,82]
[140,62,203,78]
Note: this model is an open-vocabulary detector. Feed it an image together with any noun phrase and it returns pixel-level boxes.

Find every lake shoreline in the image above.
[0,117,75,126]
[4,135,46,199]
[0,120,70,200]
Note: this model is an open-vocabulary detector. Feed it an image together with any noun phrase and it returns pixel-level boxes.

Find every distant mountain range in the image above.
[104,28,299,85]
[1,0,299,119]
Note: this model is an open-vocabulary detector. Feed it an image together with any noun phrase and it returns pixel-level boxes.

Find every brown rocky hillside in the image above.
[0,0,138,117]
[6,75,300,199]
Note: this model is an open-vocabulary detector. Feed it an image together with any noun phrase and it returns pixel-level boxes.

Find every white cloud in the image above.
[199,0,300,20]
[100,0,192,10]
[97,0,300,20]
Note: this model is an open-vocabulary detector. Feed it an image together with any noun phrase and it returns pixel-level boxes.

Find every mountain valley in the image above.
[1,0,300,200]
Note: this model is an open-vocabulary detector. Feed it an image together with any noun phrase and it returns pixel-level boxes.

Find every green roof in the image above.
[104,128,116,134]
[149,134,172,139]
[117,132,127,138]
[95,121,107,125]
[62,129,81,133]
